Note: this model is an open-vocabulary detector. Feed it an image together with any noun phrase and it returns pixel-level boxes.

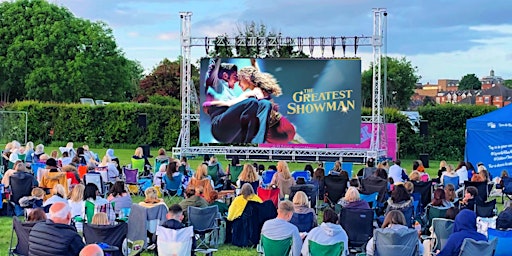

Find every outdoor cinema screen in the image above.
[199,58,362,144]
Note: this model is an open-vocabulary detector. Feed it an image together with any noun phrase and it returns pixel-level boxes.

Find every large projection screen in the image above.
[199,58,361,144]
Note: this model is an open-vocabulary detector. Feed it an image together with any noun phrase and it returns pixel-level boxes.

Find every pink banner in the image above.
[260,123,398,160]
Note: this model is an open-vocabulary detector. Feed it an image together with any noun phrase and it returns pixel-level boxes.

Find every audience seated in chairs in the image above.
[208,190,228,217]
[84,183,115,223]
[292,191,317,228]
[67,184,85,230]
[131,147,151,176]
[19,187,45,216]
[339,187,370,210]
[107,181,132,215]
[179,186,208,223]
[154,148,170,172]
[270,160,296,200]
[366,210,423,256]
[236,164,260,193]
[40,158,68,200]
[153,163,167,187]
[162,161,185,197]
[437,209,487,256]
[459,186,482,211]
[188,164,215,199]
[43,184,68,207]
[139,187,168,209]
[97,155,119,183]
[444,183,458,205]
[301,208,349,256]
[156,204,196,255]
[227,183,262,221]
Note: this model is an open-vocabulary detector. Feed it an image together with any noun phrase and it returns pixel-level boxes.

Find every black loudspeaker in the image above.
[137,113,147,129]
[139,144,152,158]
[419,153,429,168]
[419,120,428,136]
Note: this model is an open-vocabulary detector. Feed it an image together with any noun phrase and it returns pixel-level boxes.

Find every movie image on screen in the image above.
[199,58,362,144]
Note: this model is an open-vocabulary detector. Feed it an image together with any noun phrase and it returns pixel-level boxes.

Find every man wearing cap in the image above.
[29,202,85,255]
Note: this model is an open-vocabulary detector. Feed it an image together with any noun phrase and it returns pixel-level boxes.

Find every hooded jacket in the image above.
[301,222,349,256]
[437,209,487,256]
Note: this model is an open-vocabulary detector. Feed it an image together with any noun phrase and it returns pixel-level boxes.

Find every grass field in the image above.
[0,148,495,255]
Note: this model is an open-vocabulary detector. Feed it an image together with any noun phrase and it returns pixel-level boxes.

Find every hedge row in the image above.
[4,101,496,160]
[4,101,196,148]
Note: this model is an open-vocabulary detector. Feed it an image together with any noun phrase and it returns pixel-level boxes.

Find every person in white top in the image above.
[388,160,404,184]
[301,208,349,256]
[454,161,468,185]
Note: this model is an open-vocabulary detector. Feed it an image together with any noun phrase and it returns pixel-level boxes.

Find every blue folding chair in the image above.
[30,163,45,178]
[292,171,311,182]
[487,228,512,256]
[360,192,378,218]
[411,192,422,217]
[261,170,276,188]
[342,162,353,178]
[324,162,335,176]
[443,176,459,190]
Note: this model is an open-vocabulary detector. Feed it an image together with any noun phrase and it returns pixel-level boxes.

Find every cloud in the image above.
[127,31,139,37]
[157,32,179,41]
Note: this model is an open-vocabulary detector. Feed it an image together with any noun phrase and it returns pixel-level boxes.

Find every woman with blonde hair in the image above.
[91,212,110,225]
[437,160,448,182]
[237,164,260,193]
[270,160,296,199]
[188,163,214,198]
[227,183,262,221]
[43,184,68,206]
[292,191,317,227]
[441,164,459,185]
[139,187,167,208]
[98,155,119,183]
[340,186,370,209]
[409,171,421,182]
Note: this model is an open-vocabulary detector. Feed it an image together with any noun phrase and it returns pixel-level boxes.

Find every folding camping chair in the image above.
[257,187,280,208]
[9,217,37,256]
[291,171,311,182]
[124,167,144,196]
[373,228,419,256]
[501,177,512,204]
[307,241,345,256]
[83,222,128,256]
[228,165,243,184]
[261,170,276,188]
[84,172,105,195]
[458,238,497,256]
[339,207,374,252]
[188,205,220,252]
[257,234,292,256]
[290,212,315,233]
[487,228,512,256]
[324,174,348,207]
[156,225,194,256]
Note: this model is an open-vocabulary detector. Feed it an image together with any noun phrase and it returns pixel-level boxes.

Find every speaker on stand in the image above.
[137,113,147,129]
[419,120,429,168]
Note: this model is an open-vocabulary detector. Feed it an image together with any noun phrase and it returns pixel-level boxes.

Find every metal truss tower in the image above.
[175,9,388,162]
[369,8,388,157]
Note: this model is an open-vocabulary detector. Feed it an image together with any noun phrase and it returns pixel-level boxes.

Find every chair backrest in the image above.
[163,173,183,191]
[240,180,259,196]
[292,171,311,182]
[78,165,88,179]
[187,205,219,232]
[289,184,317,209]
[83,222,128,255]
[124,167,138,184]
[430,218,455,251]
[85,200,95,223]
[9,174,34,205]
[464,181,490,202]
[458,238,498,256]
[154,158,169,174]
[360,192,378,209]
[412,181,433,213]
[361,177,388,203]
[342,162,353,177]
[12,217,38,256]
[260,234,292,256]
[324,174,348,205]
[207,164,220,184]
[487,228,512,256]
[131,158,145,174]
[290,212,315,232]
[31,162,45,179]
[324,162,335,175]
[339,207,374,247]
[443,176,459,190]
[308,240,344,256]
[400,205,415,228]
[156,226,194,256]
[374,228,418,256]
[427,206,448,227]
[476,199,496,218]
[261,170,277,187]
[229,165,244,183]
[502,177,512,194]
[257,187,280,208]
[84,173,104,195]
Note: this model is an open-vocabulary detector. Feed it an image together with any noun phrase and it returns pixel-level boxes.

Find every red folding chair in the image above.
[257,187,280,208]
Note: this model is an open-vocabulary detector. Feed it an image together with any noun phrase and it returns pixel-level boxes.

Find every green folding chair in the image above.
[229,165,243,183]
[258,234,292,256]
[308,240,345,256]
[207,165,220,185]
[85,200,95,223]
[131,158,145,175]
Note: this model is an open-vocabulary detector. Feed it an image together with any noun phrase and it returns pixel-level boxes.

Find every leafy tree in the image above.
[362,57,420,110]
[210,21,308,58]
[136,58,199,103]
[504,79,512,89]
[0,0,142,103]
[458,74,481,90]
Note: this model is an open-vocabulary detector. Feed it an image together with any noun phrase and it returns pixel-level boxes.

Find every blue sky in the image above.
[50,0,512,83]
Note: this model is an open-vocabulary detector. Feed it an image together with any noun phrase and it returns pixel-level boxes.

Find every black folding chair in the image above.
[475,199,497,218]
[340,207,374,251]
[501,177,512,204]
[464,181,490,202]
[324,174,348,207]
[9,217,38,256]
[83,222,128,256]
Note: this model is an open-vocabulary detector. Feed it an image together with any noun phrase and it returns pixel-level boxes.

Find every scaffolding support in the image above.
[176,9,388,161]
